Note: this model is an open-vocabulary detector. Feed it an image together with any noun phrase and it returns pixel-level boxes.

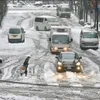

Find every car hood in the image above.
[51,44,70,48]
[61,59,74,64]
[81,38,98,42]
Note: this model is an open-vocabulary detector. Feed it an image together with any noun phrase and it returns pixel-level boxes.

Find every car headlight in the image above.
[76,66,81,70]
[76,62,81,66]
[58,66,62,70]
[63,47,70,51]
[58,62,63,66]
[63,47,67,51]
[52,47,58,50]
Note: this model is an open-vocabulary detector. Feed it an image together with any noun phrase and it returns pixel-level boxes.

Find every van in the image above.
[34,15,60,31]
[49,26,73,54]
[8,27,25,43]
[56,4,71,18]
[80,29,99,50]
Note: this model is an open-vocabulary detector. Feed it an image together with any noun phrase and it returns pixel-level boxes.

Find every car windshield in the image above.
[82,32,98,38]
[62,8,71,11]
[35,18,43,22]
[52,35,69,44]
[61,52,75,60]
[9,28,20,34]
[57,28,66,32]
[47,18,59,22]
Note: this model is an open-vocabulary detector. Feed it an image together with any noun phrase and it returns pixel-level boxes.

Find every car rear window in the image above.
[9,28,20,34]
[35,18,43,22]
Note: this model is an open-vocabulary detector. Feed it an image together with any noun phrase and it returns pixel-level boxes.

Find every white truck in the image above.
[49,26,73,54]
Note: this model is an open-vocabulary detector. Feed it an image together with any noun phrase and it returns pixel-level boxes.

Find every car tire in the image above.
[93,47,98,50]
[22,39,25,43]
[80,45,85,50]
[0,59,2,63]
[57,13,59,16]
[36,26,39,31]
[44,27,48,31]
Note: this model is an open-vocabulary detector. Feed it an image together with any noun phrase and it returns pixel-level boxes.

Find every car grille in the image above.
[84,42,98,46]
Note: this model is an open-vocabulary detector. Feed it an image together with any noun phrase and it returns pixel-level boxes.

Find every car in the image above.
[49,26,73,54]
[34,15,60,31]
[56,4,71,18]
[8,27,25,43]
[55,51,83,73]
[80,28,99,50]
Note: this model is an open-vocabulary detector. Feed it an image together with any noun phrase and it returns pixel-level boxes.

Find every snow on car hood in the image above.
[81,38,98,42]
[62,59,74,65]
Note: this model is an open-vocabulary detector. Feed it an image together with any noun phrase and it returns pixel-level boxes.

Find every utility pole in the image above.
[95,0,98,31]
[79,0,83,20]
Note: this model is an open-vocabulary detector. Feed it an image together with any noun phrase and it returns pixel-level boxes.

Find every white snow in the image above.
[0,2,100,99]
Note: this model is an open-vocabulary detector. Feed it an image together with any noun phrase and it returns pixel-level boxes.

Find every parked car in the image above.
[55,51,83,73]
[8,27,25,43]
[49,26,73,54]
[80,28,99,50]
[34,1,43,6]
[34,15,60,31]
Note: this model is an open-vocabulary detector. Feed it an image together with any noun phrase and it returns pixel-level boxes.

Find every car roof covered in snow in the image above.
[57,4,69,7]
[9,26,23,29]
[51,25,71,29]
[81,28,97,33]
[36,15,56,18]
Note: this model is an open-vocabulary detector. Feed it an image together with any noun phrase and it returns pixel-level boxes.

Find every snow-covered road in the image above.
[0,5,100,99]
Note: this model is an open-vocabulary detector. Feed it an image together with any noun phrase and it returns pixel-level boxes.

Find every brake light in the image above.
[21,34,22,38]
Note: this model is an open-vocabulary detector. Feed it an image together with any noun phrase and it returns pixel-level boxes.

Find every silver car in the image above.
[55,51,83,73]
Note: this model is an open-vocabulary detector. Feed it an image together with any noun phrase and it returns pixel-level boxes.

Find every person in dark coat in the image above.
[23,56,30,76]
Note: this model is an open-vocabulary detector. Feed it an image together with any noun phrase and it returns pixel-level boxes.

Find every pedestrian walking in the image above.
[21,55,30,76]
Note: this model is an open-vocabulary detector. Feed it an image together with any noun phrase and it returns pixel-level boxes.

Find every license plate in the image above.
[12,35,17,37]
[58,49,62,52]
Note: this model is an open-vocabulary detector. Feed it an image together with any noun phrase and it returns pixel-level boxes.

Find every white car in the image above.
[8,27,25,43]
[80,28,99,50]
[34,15,60,31]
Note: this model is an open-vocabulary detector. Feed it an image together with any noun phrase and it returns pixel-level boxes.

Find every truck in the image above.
[49,26,73,54]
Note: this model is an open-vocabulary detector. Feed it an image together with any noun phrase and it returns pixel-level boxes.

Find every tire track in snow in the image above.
[17,13,31,26]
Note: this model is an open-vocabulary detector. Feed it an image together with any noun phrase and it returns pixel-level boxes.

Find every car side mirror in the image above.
[55,55,58,59]
[69,38,73,43]
[49,38,51,41]
[70,38,73,42]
